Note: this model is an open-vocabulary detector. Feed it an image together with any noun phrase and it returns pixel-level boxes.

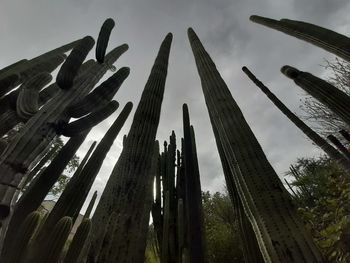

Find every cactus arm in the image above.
[56,36,95,90]
[339,130,350,143]
[242,66,350,175]
[38,83,59,105]
[16,72,53,120]
[67,67,129,118]
[250,15,350,62]
[59,100,119,137]
[0,59,27,78]
[96,18,115,63]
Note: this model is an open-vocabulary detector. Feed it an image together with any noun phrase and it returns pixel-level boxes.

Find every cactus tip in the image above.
[281,65,299,79]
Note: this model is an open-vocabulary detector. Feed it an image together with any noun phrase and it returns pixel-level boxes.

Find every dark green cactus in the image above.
[281,65,350,127]
[0,59,27,77]
[0,42,128,220]
[182,104,206,263]
[59,100,119,137]
[5,211,41,263]
[84,190,98,219]
[56,37,95,90]
[1,131,90,260]
[88,33,172,263]
[96,18,115,63]
[188,27,324,262]
[27,216,73,263]
[250,15,350,62]
[29,102,132,259]
[242,66,350,174]
[63,218,91,263]
[67,67,129,118]
[327,134,350,160]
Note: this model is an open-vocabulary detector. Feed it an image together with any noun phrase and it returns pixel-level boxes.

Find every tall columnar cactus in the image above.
[0,73,20,98]
[87,33,172,263]
[242,66,350,174]
[182,104,206,263]
[188,28,324,262]
[5,211,41,263]
[84,190,98,219]
[25,216,73,263]
[96,18,115,63]
[27,103,131,261]
[63,218,91,263]
[0,36,128,220]
[1,131,90,262]
[250,15,350,62]
[281,65,350,126]
[327,135,350,160]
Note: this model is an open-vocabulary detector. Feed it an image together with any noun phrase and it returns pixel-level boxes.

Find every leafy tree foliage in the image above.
[286,156,350,262]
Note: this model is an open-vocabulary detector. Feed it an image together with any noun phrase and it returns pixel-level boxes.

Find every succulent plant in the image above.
[96,18,115,63]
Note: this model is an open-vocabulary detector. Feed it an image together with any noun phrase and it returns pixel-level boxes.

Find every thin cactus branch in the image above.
[96,18,115,63]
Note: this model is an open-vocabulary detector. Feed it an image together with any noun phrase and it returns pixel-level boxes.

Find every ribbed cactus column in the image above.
[88,33,173,263]
[182,104,206,263]
[188,28,324,262]
[84,190,98,219]
[327,135,350,160]
[242,67,350,175]
[250,15,350,62]
[0,40,128,220]
[281,65,350,126]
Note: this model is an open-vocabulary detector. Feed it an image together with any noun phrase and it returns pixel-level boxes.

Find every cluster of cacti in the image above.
[1,11,350,263]
[150,104,206,263]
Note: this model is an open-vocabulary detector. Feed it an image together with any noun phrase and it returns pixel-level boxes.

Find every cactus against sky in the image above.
[0,38,128,220]
[242,66,350,175]
[327,135,350,160]
[250,15,350,62]
[87,33,172,263]
[188,27,324,262]
[282,65,350,127]
[96,18,115,63]
[84,191,98,219]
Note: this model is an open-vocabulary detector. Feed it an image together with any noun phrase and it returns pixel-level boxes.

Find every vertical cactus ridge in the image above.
[34,102,132,248]
[0,42,127,218]
[2,211,41,263]
[0,74,20,98]
[56,36,95,90]
[188,28,324,262]
[96,18,115,63]
[327,135,350,160]
[32,216,73,263]
[63,218,91,263]
[250,15,350,62]
[242,66,350,175]
[281,65,350,126]
[88,33,172,263]
[2,131,89,256]
[67,66,130,118]
[340,130,350,143]
[182,104,206,263]
[84,190,98,219]
[59,100,119,137]
[16,72,53,120]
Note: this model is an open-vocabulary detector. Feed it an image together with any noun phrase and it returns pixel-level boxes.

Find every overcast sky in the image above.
[1,0,350,211]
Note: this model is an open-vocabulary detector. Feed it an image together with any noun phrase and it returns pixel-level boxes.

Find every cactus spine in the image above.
[281,65,350,126]
[188,27,324,262]
[242,66,350,174]
[250,15,350,62]
[87,33,173,263]
[63,218,91,263]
